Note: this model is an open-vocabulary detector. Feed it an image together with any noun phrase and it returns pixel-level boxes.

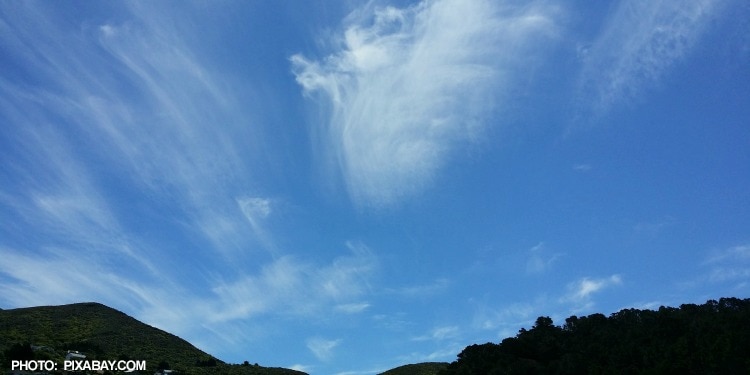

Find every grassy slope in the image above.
[0,302,304,375]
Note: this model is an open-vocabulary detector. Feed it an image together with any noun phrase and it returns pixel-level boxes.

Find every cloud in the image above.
[577,0,726,114]
[705,244,750,264]
[0,1,270,266]
[0,2,356,358]
[292,0,558,207]
[563,275,623,306]
[701,243,750,289]
[525,242,561,274]
[472,301,536,333]
[237,197,276,250]
[572,164,592,172]
[307,337,342,362]
[334,302,371,314]
[396,342,467,365]
[412,325,460,341]
[633,216,677,236]
[207,244,378,322]
[388,278,450,297]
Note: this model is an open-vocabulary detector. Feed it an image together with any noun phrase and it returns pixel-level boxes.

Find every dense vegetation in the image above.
[0,302,304,375]
[440,297,750,375]
[378,362,448,375]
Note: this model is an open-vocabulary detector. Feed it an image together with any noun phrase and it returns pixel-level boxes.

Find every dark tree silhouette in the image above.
[441,298,750,375]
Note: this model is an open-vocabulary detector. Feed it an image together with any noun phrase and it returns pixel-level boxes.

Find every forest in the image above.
[440,297,750,375]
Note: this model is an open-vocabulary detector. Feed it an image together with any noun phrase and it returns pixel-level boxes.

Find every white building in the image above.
[65,350,86,361]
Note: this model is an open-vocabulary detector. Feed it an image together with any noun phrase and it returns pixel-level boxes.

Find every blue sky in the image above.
[1,0,749,373]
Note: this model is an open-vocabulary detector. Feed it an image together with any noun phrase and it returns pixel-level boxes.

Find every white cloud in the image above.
[564,274,623,303]
[334,302,371,314]
[292,0,558,207]
[0,5,382,362]
[237,197,275,250]
[701,244,750,289]
[525,242,561,274]
[633,216,677,236]
[396,342,466,365]
[578,0,726,114]
[572,164,592,172]
[706,244,750,264]
[307,337,342,362]
[389,277,450,297]
[0,1,267,263]
[412,325,459,341]
[207,244,377,322]
[472,301,536,332]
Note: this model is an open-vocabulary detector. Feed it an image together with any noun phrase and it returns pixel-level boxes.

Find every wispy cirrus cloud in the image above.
[388,277,450,297]
[334,302,371,314]
[412,325,460,342]
[394,342,466,367]
[562,274,623,312]
[292,0,558,207]
[208,243,378,322]
[307,337,342,362]
[577,0,727,115]
[0,1,314,356]
[472,300,537,337]
[526,242,562,275]
[702,243,750,290]
[0,2,258,262]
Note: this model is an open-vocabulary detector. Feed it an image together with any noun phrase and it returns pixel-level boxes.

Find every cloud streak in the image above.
[526,242,561,275]
[0,1,317,355]
[292,0,557,207]
[307,337,342,362]
[702,244,750,289]
[562,275,623,312]
[577,0,726,114]
[208,244,378,322]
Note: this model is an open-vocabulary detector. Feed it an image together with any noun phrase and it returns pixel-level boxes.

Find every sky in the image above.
[0,0,749,374]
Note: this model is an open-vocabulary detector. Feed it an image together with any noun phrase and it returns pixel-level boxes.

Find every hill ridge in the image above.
[0,302,305,375]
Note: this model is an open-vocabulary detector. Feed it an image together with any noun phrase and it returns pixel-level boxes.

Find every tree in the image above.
[4,343,34,367]
[441,298,750,375]
[157,360,171,371]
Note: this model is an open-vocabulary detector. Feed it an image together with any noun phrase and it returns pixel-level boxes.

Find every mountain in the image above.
[378,362,448,375]
[0,302,305,375]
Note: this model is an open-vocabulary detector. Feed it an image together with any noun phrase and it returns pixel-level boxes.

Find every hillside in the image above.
[0,302,304,375]
[439,297,750,374]
[378,362,448,375]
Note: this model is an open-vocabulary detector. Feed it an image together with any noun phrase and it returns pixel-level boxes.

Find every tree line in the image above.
[440,297,750,375]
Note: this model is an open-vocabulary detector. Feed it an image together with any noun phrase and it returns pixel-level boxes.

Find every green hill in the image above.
[379,362,448,375]
[0,302,305,375]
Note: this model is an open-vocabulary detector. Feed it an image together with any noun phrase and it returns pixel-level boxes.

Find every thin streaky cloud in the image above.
[388,278,450,297]
[292,0,558,207]
[705,243,750,264]
[577,0,726,115]
[572,164,592,172]
[411,325,460,341]
[307,337,342,362]
[237,197,276,251]
[699,243,750,289]
[334,302,371,314]
[0,1,295,350]
[526,242,562,275]
[563,274,623,305]
[207,246,377,322]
